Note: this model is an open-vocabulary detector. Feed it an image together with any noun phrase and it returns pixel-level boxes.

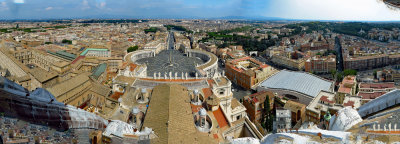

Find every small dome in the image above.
[141,88,147,94]
[118,98,123,103]
[132,107,139,115]
[199,108,207,116]
[194,89,199,95]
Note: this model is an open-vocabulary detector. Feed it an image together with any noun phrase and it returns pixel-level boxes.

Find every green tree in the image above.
[337,72,344,82]
[330,69,337,80]
[373,70,378,79]
[343,69,357,76]
[263,96,274,132]
[61,39,72,44]
[127,46,139,53]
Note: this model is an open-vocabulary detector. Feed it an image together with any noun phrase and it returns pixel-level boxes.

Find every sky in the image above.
[0,0,399,21]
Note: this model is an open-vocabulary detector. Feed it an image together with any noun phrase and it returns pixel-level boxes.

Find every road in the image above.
[167,31,175,50]
[335,36,344,72]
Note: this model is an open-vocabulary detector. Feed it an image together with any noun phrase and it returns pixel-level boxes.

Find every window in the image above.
[236,115,241,120]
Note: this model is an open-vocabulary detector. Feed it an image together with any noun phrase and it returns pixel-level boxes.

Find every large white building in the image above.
[257,70,334,105]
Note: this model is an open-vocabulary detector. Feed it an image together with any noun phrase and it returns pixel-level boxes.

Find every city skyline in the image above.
[0,0,399,21]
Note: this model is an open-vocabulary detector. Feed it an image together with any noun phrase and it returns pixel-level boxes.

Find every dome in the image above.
[132,107,140,115]
[118,98,123,103]
[329,106,362,131]
[199,108,207,116]
[141,88,147,94]
[194,89,199,95]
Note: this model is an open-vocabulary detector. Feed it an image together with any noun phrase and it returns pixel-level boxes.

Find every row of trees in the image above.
[200,26,277,52]
[330,69,358,82]
[127,46,139,53]
[260,96,274,132]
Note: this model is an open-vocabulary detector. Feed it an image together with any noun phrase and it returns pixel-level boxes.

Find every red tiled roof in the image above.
[343,101,354,107]
[129,63,137,71]
[213,134,219,139]
[252,97,259,103]
[207,79,214,87]
[110,92,123,100]
[190,104,204,113]
[338,83,352,94]
[358,92,386,100]
[202,88,213,99]
[213,107,228,128]
[359,83,395,89]
[320,96,335,104]
[71,56,85,64]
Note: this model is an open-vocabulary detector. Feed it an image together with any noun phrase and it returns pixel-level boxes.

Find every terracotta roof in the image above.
[338,83,352,94]
[358,92,386,100]
[212,107,228,128]
[359,83,395,89]
[319,96,335,104]
[110,92,124,100]
[129,63,137,72]
[343,101,355,107]
[202,88,213,99]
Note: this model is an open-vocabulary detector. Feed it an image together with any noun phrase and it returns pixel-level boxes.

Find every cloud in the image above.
[96,2,106,9]
[81,0,90,10]
[13,0,24,4]
[0,2,8,11]
[45,7,53,11]
[265,0,400,21]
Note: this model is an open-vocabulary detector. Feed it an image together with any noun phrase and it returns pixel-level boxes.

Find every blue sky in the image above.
[0,0,399,21]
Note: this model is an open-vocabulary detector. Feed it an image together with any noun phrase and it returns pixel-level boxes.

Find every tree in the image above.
[61,39,72,44]
[127,46,139,53]
[263,96,273,132]
[343,69,357,76]
[330,69,337,80]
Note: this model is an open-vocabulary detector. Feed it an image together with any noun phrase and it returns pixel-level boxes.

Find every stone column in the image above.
[373,124,376,131]
[175,72,177,79]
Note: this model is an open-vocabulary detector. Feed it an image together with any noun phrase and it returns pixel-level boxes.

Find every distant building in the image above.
[257,70,334,105]
[336,76,357,104]
[80,48,111,57]
[270,54,305,71]
[225,56,274,90]
[305,55,336,74]
[284,100,306,124]
[343,54,400,70]
[242,91,274,123]
[357,82,395,104]
[275,109,291,133]
[46,72,113,111]
[306,91,343,124]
